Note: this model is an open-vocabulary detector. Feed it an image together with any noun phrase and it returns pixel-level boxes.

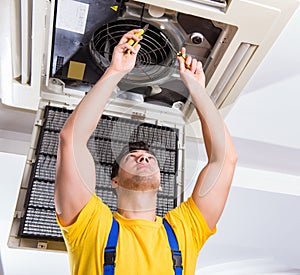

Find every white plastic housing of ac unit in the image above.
[1,0,299,120]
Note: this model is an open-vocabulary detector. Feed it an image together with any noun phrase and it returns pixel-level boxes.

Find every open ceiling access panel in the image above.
[5,0,299,251]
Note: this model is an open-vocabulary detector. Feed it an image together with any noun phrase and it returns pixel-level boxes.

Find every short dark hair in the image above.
[111,141,157,179]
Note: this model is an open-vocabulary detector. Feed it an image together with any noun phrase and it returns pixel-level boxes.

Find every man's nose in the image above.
[137,155,150,163]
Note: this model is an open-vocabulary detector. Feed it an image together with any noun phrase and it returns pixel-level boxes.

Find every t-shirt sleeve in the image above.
[56,194,112,252]
[164,196,216,252]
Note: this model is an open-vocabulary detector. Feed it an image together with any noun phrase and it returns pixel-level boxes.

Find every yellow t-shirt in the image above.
[58,194,216,275]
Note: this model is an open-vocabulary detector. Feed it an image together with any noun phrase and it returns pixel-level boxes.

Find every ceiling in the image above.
[224,5,300,181]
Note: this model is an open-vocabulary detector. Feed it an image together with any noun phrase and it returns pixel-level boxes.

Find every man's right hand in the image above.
[108,29,142,74]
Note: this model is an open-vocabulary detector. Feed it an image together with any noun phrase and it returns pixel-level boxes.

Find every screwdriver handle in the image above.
[126,29,145,54]
[127,29,145,46]
[177,52,191,69]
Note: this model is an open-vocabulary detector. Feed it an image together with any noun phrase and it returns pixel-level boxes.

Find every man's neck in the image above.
[116,187,157,221]
[117,208,156,221]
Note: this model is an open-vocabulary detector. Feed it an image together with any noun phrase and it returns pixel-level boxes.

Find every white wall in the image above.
[184,139,300,273]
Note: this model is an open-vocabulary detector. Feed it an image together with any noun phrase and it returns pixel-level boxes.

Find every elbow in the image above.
[57,125,74,153]
[226,134,238,165]
[59,126,68,141]
[228,146,238,166]
[58,118,74,145]
[231,147,238,163]
[58,127,70,146]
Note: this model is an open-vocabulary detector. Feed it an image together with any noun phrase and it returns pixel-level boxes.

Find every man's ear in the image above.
[111,177,118,189]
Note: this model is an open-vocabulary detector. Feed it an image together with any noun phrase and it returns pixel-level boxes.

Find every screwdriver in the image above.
[160,32,191,69]
[126,24,149,54]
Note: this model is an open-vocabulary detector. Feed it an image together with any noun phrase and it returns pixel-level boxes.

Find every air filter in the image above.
[18,105,179,240]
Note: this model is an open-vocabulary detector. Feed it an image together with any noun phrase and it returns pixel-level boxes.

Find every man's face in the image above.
[112,150,161,191]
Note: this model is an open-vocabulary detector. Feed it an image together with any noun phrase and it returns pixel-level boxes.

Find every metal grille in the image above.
[19,105,179,239]
[89,19,176,86]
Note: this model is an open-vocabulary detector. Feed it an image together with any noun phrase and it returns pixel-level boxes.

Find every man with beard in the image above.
[55,29,237,275]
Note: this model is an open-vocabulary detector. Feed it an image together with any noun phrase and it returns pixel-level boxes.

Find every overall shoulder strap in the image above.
[163,218,183,275]
[103,217,119,275]
[104,217,182,275]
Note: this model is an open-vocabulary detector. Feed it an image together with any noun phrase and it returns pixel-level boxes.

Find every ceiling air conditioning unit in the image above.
[3,0,299,113]
[4,0,299,251]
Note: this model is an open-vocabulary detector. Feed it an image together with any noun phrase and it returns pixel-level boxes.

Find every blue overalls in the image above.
[103,217,183,274]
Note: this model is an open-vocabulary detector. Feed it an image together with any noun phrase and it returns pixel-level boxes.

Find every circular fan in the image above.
[89,19,177,86]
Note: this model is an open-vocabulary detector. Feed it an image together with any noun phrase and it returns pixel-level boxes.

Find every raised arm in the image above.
[177,48,238,230]
[55,30,142,226]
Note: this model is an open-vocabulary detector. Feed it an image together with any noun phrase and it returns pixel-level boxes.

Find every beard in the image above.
[119,174,160,191]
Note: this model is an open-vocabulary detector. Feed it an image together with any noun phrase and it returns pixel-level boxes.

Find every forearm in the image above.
[61,28,141,144]
[65,68,125,144]
[187,82,226,162]
[188,82,234,197]
[56,68,125,197]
